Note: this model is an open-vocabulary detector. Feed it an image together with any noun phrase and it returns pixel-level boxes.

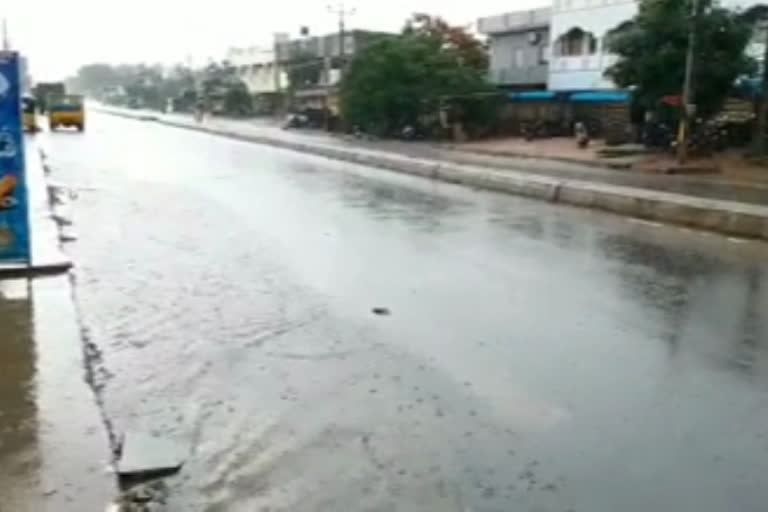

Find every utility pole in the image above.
[328,2,356,77]
[677,0,702,165]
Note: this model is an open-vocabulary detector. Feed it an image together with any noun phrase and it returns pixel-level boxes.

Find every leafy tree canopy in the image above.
[606,0,763,116]
[68,61,250,114]
[341,15,492,136]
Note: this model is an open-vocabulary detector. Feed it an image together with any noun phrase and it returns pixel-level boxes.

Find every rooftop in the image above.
[478,7,552,36]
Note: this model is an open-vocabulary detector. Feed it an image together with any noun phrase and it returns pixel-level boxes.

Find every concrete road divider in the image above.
[96,107,768,241]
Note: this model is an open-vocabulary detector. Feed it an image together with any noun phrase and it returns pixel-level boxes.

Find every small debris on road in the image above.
[60,229,78,242]
[372,307,391,316]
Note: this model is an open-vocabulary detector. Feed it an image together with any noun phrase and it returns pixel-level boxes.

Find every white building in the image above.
[226,45,287,95]
[548,0,764,91]
[548,0,637,91]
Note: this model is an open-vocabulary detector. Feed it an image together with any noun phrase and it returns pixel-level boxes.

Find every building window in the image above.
[555,27,598,57]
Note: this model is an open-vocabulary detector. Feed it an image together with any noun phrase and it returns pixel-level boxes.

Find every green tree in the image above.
[68,63,121,95]
[606,0,759,117]
[340,27,492,136]
[223,82,253,116]
[200,61,252,115]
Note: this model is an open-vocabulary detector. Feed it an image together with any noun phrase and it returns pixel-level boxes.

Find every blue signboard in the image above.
[0,51,29,263]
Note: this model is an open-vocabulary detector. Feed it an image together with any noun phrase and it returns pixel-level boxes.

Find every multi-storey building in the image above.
[478,7,551,89]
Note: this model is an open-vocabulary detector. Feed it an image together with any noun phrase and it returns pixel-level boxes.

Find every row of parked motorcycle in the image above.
[642,118,754,156]
[518,117,752,156]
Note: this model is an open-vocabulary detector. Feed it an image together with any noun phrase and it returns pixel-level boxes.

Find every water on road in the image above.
[0,277,114,511]
[44,113,768,512]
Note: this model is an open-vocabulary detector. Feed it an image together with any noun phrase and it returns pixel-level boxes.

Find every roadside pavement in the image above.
[95,106,768,240]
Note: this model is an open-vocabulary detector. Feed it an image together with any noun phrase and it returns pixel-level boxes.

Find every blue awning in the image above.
[569,91,630,104]
[735,77,761,97]
[507,91,556,102]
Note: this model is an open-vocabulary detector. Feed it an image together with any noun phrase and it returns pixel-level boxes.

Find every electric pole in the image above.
[677,0,702,165]
[328,2,356,76]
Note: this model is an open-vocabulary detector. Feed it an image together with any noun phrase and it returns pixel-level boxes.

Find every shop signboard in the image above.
[0,51,29,263]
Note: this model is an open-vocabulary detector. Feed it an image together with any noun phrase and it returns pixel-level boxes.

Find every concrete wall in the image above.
[487,29,550,87]
[479,7,551,87]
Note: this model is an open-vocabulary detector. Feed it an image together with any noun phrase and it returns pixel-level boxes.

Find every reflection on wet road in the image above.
[0,280,38,510]
[46,113,768,511]
[0,277,113,511]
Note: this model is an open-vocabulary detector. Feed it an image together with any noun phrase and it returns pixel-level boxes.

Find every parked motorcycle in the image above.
[282,113,310,130]
[521,120,549,141]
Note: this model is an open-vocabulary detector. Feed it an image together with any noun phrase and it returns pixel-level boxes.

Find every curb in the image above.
[97,108,768,241]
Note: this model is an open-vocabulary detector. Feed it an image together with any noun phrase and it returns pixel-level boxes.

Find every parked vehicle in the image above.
[643,121,675,149]
[282,113,310,130]
[521,120,550,141]
[48,94,85,132]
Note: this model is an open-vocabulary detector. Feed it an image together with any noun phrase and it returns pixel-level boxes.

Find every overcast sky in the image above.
[6,0,549,81]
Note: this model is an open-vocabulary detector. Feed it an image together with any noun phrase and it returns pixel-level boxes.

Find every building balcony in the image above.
[478,7,551,35]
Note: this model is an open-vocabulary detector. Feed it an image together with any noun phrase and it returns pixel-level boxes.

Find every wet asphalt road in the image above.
[44,112,768,512]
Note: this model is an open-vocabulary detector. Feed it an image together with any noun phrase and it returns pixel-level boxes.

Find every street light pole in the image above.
[677,0,701,164]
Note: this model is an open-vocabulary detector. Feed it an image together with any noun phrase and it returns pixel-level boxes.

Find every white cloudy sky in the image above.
[6,0,549,81]
[7,0,759,81]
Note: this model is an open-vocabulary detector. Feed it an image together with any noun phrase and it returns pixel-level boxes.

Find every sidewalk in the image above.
[95,106,768,240]
[452,137,640,169]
